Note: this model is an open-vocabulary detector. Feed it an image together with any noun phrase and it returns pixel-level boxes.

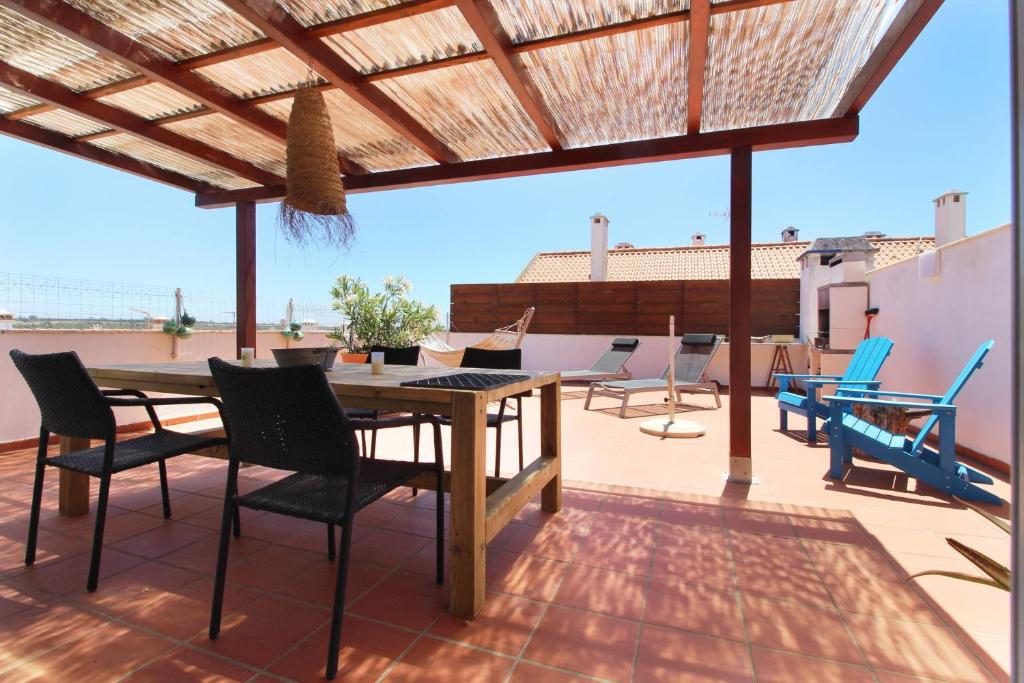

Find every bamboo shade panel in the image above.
[64,0,263,62]
[163,112,287,176]
[702,0,897,132]
[522,23,688,147]
[322,7,480,75]
[491,0,688,44]
[90,132,257,190]
[377,60,548,160]
[22,108,110,137]
[0,85,39,114]
[259,90,435,171]
[99,82,204,121]
[195,48,313,100]
[277,0,404,28]
[0,6,137,92]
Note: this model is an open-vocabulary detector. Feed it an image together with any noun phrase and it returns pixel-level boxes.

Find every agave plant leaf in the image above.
[906,570,1005,589]
[953,496,1011,535]
[946,538,1011,591]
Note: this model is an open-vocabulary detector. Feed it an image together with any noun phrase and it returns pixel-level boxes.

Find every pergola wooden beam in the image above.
[455,0,562,150]
[687,0,710,134]
[5,75,150,120]
[196,115,858,207]
[0,116,216,193]
[223,0,458,164]
[0,61,282,185]
[832,0,943,116]
[0,0,366,174]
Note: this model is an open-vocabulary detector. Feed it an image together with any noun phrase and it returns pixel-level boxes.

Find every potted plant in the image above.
[328,275,441,363]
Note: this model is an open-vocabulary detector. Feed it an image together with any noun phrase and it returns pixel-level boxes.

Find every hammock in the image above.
[421,307,535,367]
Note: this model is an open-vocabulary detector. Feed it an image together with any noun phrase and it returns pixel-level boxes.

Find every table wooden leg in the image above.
[449,392,487,618]
[58,436,90,517]
[540,379,562,513]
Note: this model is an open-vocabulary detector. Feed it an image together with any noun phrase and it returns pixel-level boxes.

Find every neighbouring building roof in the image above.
[800,236,878,255]
[516,236,935,283]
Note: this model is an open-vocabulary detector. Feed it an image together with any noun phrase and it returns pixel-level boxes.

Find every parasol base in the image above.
[639,418,705,439]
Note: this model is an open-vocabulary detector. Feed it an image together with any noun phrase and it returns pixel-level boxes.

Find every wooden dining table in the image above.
[71,360,562,619]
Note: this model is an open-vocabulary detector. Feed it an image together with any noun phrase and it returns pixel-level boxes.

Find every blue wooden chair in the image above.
[775,337,894,444]
[824,340,1001,505]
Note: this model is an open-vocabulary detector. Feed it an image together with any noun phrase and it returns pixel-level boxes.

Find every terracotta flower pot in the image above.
[340,352,368,364]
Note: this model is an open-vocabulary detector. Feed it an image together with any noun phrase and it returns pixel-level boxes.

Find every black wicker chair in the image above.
[440,347,526,476]
[350,345,422,460]
[9,349,225,592]
[207,358,443,680]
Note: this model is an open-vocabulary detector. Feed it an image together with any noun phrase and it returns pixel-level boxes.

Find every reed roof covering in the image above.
[0,0,935,199]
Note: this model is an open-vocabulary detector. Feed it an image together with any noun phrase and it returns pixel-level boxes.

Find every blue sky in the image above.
[0,0,1011,320]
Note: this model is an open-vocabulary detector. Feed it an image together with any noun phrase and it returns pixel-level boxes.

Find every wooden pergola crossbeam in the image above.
[223,0,458,164]
[5,75,150,120]
[687,0,711,134]
[195,115,859,207]
[455,0,562,150]
[0,116,216,193]
[0,61,282,185]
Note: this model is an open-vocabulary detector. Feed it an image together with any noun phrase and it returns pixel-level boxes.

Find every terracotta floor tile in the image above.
[723,509,796,537]
[864,525,954,558]
[137,492,221,521]
[348,571,447,630]
[351,528,431,568]
[226,543,323,591]
[727,530,806,564]
[659,500,725,527]
[64,511,165,544]
[69,560,201,616]
[487,550,568,602]
[384,635,515,683]
[742,594,863,663]
[588,512,658,545]
[496,525,581,562]
[3,622,174,683]
[791,517,880,546]
[238,514,339,554]
[357,500,413,528]
[750,647,874,683]
[399,536,449,580]
[513,503,594,535]
[574,534,653,575]
[269,615,416,681]
[823,573,942,625]
[645,579,744,640]
[523,606,638,682]
[650,547,736,591]
[380,505,447,539]
[635,624,753,683]
[734,562,834,609]
[175,503,263,533]
[845,613,994,682]
[0,530,89,576]
[110,522,214,559]
[957,629,1011,683]
[429,591,545,656]
[656,520,729,557]
[158,534,268,575]
[0,602,108,672]
[273,559,386,608]
[0,581,40,620]
[192,595,329,669]
[12,547,145,596]
[126,646,255,682]
[562,490,606,511]
[600,494,661,519]
[509,662,589,682]
[552,564,646,620]
[802,539,902,581]
[122,577,261,641]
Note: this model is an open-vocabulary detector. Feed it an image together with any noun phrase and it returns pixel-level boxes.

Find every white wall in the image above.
[0,329,332,444]
[440,332,809,388]
[867,224,1011,465]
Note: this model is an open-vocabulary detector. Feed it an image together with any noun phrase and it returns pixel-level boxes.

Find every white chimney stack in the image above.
[691,232,706,247]
[781,226,799,242]
[590,213,609,282]
[934,189,967,246]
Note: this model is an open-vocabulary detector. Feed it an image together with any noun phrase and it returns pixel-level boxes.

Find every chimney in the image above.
[691,232,706,247]
[933,189,967,246]
[590,213,609,281]
[781,226,799,242]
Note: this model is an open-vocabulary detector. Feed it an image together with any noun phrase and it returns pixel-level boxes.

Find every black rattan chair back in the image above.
[461,347,522,370]
[9,349,114,440]
[208,357,359,475]
[363,345,421,366]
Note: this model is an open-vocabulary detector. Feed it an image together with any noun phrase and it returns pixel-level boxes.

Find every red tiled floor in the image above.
[523,605,639,682]
[802,539,903,580]
[109,521,214,559]
[822,572,943,625]
[750,647,875,683]
[723,509,796,537]
[69,560,201,616]
[650,545,736,591]
[659,500,725,527]
[741,594,864,663]
[635,624,753,683]
[347,571,447,630]
[350,528,431,568]
[158,533,268,575]
[273,558,386,607]
[0,602,109,672]
[486,549,568,602]
[429,591,545,656]
[573,534,654,575]
[121,577,261,641]
[493,524,581,562]
[10,547,146,597]
[509,661,589,682]
[552,563,646,620]
[384,636,515,683]
[656,519,730,556]
[646,578,745,640]
[125,646,255,682]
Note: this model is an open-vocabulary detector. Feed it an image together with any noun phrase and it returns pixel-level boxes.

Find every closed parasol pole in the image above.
[640,315,705,439]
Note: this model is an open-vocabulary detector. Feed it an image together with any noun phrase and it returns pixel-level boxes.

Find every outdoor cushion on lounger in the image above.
[559,337,640,383]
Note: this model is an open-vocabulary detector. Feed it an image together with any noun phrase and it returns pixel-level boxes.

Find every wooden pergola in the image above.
[0,0,943,481]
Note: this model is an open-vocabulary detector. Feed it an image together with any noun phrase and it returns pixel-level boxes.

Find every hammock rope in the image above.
[421,307,535,367]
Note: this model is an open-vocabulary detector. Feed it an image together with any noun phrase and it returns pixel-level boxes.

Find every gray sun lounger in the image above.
[584,333,722,418]
[559,337,641,383]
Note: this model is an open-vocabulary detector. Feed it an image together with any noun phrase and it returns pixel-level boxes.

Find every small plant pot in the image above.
[340,352,368,364]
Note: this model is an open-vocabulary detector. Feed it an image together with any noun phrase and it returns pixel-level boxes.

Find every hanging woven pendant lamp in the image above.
[278,81,355,247]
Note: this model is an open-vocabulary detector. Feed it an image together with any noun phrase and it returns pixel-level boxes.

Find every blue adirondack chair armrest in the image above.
[823,395,957,413]
[774,373,842,393]
[802,379,880,387]
[830,389,944,401]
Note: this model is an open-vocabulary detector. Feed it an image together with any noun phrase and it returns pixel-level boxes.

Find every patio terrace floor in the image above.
[0,389,1012,682]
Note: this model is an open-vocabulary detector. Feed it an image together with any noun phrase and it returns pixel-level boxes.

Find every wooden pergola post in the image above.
[728,145,753,483]
[235,201,256,359]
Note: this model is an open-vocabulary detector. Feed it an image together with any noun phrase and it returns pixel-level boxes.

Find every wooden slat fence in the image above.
[450,280,799,336]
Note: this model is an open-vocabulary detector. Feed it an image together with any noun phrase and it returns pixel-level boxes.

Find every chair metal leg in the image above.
[25,429,48,566]
[494,422,502,478]
[435,467,444,585]
[232,506,241,538]
[370,428,378,459]
[412,422,421,496]
[779,408,788,432]
[619,391,631,419]
[711,383,722,408]
[325,521,354,680]
[584,385,595,410]
[327,523,336,561]
[210,461,239,639]
[360,430,367,457]
[516,398,524,471]
[86,473,112,592]
[158,459,172,519]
